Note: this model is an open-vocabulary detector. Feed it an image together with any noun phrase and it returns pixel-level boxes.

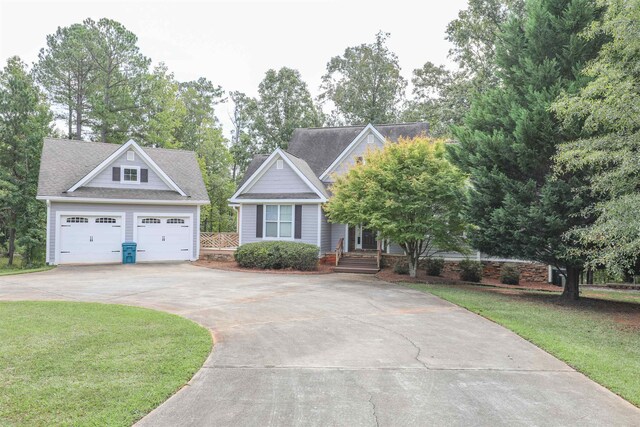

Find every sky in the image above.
[0,0,469,135]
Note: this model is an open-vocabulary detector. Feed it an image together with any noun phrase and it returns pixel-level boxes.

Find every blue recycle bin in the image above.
[122,242,137,264]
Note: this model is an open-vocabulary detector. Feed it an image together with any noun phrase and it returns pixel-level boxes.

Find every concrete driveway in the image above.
[0,264,638,426]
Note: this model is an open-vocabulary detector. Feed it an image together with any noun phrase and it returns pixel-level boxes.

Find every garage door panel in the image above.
[136,216,191,262]
[58,215,123,264]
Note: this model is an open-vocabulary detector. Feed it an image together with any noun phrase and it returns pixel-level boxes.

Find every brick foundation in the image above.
[321,253,337,265]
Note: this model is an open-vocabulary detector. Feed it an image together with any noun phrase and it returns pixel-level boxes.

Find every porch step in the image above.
[334,266,380,274]
[338,258,378,266]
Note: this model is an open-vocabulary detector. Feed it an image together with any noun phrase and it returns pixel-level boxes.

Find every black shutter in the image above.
[294,205,302,239]
[140,168,148,183]
[256,205,263,238]
[112,167,120,181]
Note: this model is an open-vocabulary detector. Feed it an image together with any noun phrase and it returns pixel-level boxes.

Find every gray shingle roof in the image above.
[37,138,209,202]
[236,192,320,200]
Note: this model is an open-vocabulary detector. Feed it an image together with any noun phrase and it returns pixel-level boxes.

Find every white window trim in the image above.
[263,204,295,240]
[127,151,135,161]
[121,165,141,184]
[276,159,284,169]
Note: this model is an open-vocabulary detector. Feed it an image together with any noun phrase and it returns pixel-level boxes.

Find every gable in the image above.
[323,129,384,182]
[245,155,313,194]
[84,149,171,191]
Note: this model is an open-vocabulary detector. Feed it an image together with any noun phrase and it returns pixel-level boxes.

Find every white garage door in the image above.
[58,215,123,264]
[136,216,192,262]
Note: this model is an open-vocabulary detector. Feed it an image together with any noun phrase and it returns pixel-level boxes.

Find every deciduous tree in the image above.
[325,137,468,277]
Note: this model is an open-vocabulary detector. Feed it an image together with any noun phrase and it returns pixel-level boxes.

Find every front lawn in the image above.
[0,256,54,276]
[0,301,212,426]
[407,284,640,407]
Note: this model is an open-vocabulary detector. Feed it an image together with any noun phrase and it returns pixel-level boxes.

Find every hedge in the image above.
[234,241,319,271]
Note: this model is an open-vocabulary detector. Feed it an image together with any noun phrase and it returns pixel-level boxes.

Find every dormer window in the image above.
[122,166,140,183]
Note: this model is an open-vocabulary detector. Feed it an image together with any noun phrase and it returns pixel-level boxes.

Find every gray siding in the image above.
[240,203,320,252]
[325,131,384,182]
[330,223,348,252]
[247,156,312,194]
[48,202,198,263]
[85,150,170,191]
[320,209,332,254]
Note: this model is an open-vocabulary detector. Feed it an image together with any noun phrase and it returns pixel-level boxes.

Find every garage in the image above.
[58,214,124,264]
[135,215,192,262]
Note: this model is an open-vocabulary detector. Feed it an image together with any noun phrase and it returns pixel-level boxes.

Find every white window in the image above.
[127,151,135,161]
[276,159,284,169]
[66,217,88,223]
[122,166,140,183]
[367,134,374,144]
[265,205,293,238]
[95,217,116,224]
[167,218,185,224]
[141,218,161,224]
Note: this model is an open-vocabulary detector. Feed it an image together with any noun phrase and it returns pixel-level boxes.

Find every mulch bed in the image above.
[376,267,562,292]
[193,259,335,275]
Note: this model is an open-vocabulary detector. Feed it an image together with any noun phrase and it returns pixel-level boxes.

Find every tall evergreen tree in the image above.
[228,91,258,182]
[450,0,603,299]
[0,57,52,266]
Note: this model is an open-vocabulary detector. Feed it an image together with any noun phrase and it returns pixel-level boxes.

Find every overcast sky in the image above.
[0,0,469,134]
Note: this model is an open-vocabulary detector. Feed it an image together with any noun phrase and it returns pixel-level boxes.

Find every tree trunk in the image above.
[76,100,82,140]
[7,227,16,266]
[68,104,73,139]
[562,266,581,300]
[586,269,594,285]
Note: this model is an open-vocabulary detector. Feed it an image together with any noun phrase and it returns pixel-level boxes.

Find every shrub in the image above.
[459,259,483,282]
[424,257,445,276]
[500,263,520,285]
[393,258,410,275]
[234,241,318,271]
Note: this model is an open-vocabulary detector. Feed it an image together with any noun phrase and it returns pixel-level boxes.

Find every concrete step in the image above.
[334,266,380,274]
[338,258,378,266]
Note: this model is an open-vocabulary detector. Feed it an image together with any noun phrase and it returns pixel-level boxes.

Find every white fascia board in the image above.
[67,139,186,196]
[319,123,386,180]
[231,148,326,200]
[228,198,325,204]
[37,196,209,205]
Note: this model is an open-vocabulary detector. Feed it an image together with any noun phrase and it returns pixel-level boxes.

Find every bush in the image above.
[424,257,444,276]
[500,263,520,285]
[459,259,483,282]
[393,258,409,275]
[234,241,318,271]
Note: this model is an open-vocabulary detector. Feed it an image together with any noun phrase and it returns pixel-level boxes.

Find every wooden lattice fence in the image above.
[200,232,239,249]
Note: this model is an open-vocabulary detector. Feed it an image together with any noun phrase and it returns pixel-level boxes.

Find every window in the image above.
[276,159,284,169]
[95,217,116,224]
[367,134,374,144]
[167,218,185,224]
[123,167,139,183]
[265,205,293,238]
[66,217,88,223]
[126,151,135,161]
[356,156,364,165]
[141,218,161,224]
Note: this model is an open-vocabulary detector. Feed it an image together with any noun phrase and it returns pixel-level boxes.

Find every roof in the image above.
[286,122,429,176]
[238,154,268,188]
[37,138,209,202]
[235,192,320,200]
[280,151,329,198]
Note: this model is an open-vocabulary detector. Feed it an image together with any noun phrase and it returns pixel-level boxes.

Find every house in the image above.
[229,122,430,257]
[37,138,209,265]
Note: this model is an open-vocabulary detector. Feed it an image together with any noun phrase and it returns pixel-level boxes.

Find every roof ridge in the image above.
[44,138,196,154]
[295,121,428,131]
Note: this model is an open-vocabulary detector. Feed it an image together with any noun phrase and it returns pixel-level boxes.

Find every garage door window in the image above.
[95,217,117,223]
[142,218,161,224]
[167,218,185,224]
[66,217,88,223]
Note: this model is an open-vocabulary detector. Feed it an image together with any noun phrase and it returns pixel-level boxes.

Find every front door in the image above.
[361,228,377,250]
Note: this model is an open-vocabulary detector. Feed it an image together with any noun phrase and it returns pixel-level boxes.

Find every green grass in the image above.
[0,301,212,426]
[406,283,640,407]
[0,257,54,276]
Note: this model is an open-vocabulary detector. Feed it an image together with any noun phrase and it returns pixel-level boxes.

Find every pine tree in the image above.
[450,0,603,299]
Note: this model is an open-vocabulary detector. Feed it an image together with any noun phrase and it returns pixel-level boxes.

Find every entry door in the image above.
[59,215,123,264]
[136,216,191,262]
[361,228,377,250]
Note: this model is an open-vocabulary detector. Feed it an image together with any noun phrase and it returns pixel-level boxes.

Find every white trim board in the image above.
[319,123,386,180]
[38,196,209,206]
[229,148,327,202]
[53,210,126,265]
[67,139,186,196]
[228,199,323,204]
